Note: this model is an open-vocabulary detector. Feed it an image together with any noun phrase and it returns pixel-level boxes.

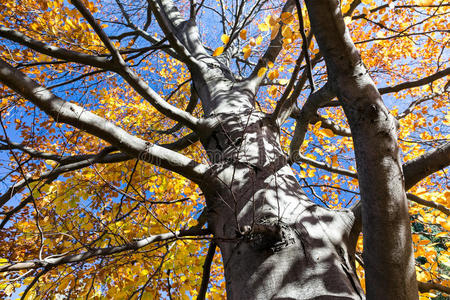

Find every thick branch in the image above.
[304,0,418,297]
[417,281,450,294]
[0,58,208,184]
[147,0,198,64]
[289,84,335,159]
[403,142,450,190]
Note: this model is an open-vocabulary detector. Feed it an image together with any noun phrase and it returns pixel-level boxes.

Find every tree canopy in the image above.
[0,0,449,299]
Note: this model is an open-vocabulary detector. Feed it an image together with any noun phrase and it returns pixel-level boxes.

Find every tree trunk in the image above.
[147,0,418,298]
[199,108,364,299]
[304,1,418,299]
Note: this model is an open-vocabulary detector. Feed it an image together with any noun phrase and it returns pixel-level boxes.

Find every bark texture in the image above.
[304,0,418,299]
[200,109,364,299]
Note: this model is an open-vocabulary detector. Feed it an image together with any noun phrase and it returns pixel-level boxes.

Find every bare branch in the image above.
[0,139,63,162]
[0,149,128,208]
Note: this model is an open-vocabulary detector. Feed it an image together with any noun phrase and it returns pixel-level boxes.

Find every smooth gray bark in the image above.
[304,0,418,299]
[199,110,363,299]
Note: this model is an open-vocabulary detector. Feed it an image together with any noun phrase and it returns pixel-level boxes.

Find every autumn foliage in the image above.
[0,0,448,299]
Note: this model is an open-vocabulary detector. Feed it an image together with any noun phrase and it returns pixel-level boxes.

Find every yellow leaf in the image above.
[331,155,338,167]
[266,15,279,27]
[436,232,448,238]
[320,128,335,137]
[281,12,294,25]
[269,86,278,97]
[441,216,450,231]
[0,258,8,265]
[221,34,230,44]
[268,69,279,80]
[4,284,13,296]
[256,35,263,45]
[258,67,267,77]
[243,45,252,59]
[258,23,269,31]
[212,46,224,56]
[281,25,293,39]
[267,61,274,68]
[419,0,434,6]
[239,30,247,40]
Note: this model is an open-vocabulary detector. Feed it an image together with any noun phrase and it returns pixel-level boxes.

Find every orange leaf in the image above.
[239,30,247,40]
[212,46,224,56]
[258,67,267,77]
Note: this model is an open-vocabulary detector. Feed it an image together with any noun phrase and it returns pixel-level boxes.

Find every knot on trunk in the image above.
[240,219,296,253]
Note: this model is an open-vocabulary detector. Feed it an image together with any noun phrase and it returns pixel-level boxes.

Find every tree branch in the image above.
[417,281,450,295]
[289,84,335,160]
[407,193,449,216]
[70,0,125,65]
[403,142,450,190]
[0,150,128,208]
[379,67,450,94]
[197,241,216,300]
[290,153,358,178]
[70,0,201,131]
[0,58,208,184]
[310,115,352,137]
[0,227,210,272]
[0,27,111,69]
[246,0,295,90]
[147,0,198,65]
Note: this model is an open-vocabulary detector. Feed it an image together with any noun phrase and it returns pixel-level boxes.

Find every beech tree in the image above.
[0,0,449,299]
